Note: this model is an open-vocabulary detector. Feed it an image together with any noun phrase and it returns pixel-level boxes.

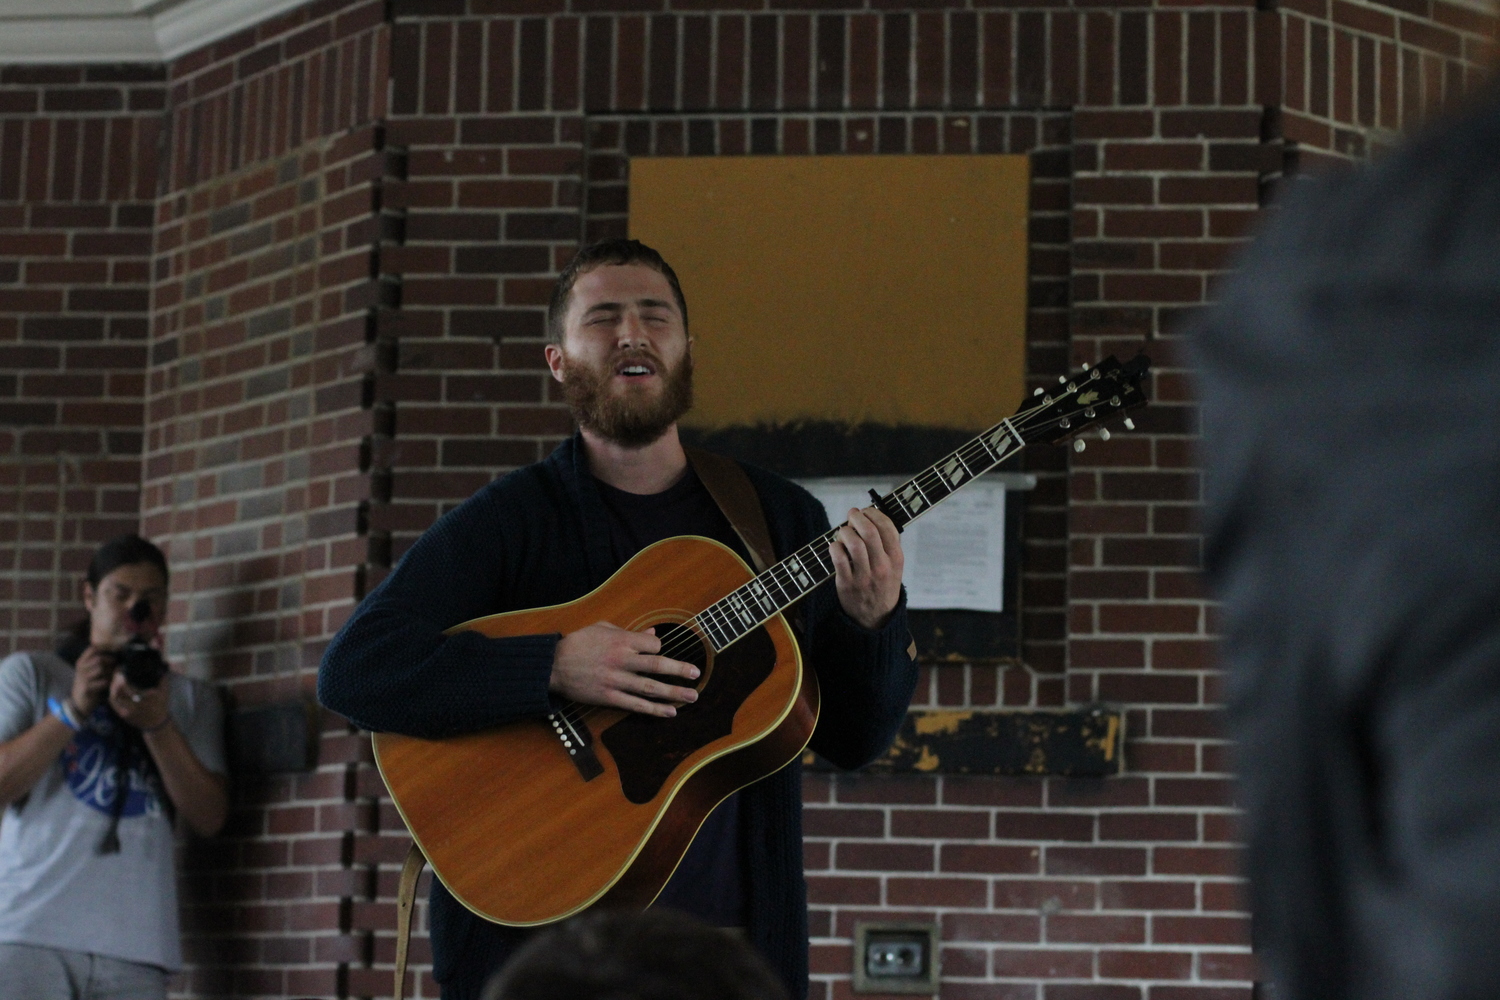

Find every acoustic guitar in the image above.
[373,354,1151,926]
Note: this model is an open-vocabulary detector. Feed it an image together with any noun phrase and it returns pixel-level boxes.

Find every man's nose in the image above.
[616,313,648,348]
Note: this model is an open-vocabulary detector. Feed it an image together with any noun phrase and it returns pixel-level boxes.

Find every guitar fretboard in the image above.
[691,416,1026,652]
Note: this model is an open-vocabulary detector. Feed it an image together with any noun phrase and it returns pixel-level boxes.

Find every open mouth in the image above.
[614,360,658,379]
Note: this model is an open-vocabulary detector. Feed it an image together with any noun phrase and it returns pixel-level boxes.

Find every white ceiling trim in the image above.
[0,0,1495,66]
[0,0,317,65]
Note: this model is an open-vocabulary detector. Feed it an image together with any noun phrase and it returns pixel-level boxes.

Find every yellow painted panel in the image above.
[628,155,1030,431]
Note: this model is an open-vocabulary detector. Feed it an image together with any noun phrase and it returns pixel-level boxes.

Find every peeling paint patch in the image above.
[806,707,1125,778]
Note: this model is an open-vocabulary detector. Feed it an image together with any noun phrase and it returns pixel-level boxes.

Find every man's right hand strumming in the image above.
[548,622,700,718]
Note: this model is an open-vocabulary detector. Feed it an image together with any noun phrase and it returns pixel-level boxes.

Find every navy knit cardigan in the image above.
[318,435,918,1000]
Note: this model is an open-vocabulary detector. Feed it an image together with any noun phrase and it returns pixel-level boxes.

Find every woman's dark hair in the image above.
[86,533,169,589]
[546,238,689,344]
[482,909,790,1000]
[61,534,170,651]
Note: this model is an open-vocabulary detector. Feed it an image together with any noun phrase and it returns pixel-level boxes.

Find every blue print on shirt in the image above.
[62,709,163,819]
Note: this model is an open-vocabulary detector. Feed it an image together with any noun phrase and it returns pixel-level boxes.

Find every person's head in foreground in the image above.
[481,909,790,1000]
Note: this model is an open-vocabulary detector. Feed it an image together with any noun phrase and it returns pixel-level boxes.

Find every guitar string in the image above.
[549,387,1128,732]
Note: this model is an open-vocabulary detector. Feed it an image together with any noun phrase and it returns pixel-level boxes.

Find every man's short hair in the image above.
[546,238,689,344]
[481,909,789,1000]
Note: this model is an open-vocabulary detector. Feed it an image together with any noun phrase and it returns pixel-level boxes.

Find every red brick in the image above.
[836,843,934,872]
[1155,778,1236,808]
[1046,987,1141,1000]
[1100,949,1193,979]
[804,807,887,838]
[945,911,1041,944]
[993,878,1097,911]
[1100,878,1197,911]
[1152,915,1251,946]
[943,776,1044,807]
[1097,605,1202,636]
[941,844,1041,874]
[1047,914,1146,944]
[1199,950,1258,980]
[837,774,937,805]
[1046,847,1147,877]
[890,808,989,839]
[808,875,882,905]
[1071,639,1146,669]
[1203,879,1249,911]
[888,876,988,907]
[994,948,1094,978]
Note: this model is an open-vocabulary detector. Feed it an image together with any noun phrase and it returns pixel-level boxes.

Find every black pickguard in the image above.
[600,623,778,805]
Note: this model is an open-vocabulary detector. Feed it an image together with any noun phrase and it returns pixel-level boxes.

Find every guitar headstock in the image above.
[1013,353,1151,449]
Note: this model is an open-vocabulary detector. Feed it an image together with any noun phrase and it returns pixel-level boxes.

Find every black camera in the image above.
[114,599,168,690]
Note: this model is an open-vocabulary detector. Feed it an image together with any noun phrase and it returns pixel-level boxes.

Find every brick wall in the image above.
[137,2,390,995]
[0,0,1494,998]
[0,64,163,654]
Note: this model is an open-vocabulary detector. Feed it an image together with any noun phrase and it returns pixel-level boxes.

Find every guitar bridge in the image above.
[548,709,604,781]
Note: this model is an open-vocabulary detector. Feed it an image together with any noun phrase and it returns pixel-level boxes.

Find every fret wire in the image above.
[743,581,770,617]
[1000,417,1023,447]
[764,567,794,605]
[731,589,758,627]
[975,429,999,463]
[695,614,722,652]
[804,544,833,575]
[780,560,804,599]
[706,604,734,645]
[808,538,836,576]
[725,588,748,623]
[703,608,728,647]
[774,563,800,601]
[717,598,743,634]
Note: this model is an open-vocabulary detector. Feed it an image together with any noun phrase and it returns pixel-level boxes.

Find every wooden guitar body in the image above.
[372,535,819,927]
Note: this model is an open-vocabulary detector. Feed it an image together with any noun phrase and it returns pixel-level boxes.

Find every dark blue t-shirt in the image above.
[594,467,749,928]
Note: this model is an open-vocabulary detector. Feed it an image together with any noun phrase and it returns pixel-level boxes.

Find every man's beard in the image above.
[559,347,694,448]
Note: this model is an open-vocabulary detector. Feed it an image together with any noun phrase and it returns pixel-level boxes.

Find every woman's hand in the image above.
[109,670,171,732]
[70,645,115,718]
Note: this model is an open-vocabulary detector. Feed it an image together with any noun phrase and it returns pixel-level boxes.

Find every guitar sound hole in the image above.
[642,621,709,699]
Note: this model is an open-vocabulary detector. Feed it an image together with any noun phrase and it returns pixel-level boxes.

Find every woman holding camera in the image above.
[0,534,227,1000]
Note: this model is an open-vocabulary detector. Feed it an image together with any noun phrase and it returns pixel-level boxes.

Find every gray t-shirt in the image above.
[0,650,226,970]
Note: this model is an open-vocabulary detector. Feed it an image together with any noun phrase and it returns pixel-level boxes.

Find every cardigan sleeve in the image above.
[317,482,559,740]
[803,580,917,770]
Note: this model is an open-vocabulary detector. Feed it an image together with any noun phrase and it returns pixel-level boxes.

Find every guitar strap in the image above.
[687,447,918,660]
[394,840,425,1000]
[389,449,778,1000]
[684,447,776,574]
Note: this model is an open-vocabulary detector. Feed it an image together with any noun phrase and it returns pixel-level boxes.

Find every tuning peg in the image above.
[1098,427,1111,441]
[1058,375,1067,384]
[1033,387,1043,397]
[1073,439,1086,452]
[1081,362,1090,370]
[1123,417,1135,431]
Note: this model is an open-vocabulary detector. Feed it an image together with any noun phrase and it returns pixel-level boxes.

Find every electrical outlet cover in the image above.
[852,921,940,994]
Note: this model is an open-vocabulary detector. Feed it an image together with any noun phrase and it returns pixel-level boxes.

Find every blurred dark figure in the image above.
[481,909,790,1000]
[1193,82,1500,1000]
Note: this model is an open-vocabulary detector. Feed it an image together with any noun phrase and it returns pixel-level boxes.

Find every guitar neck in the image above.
[692,417,1027,653]
[691,353,1152,652]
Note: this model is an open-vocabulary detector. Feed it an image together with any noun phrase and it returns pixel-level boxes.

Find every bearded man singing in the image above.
[318,238,918,1000]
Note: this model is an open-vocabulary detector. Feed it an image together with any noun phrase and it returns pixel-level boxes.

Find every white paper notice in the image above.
[798,477,1009,612]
